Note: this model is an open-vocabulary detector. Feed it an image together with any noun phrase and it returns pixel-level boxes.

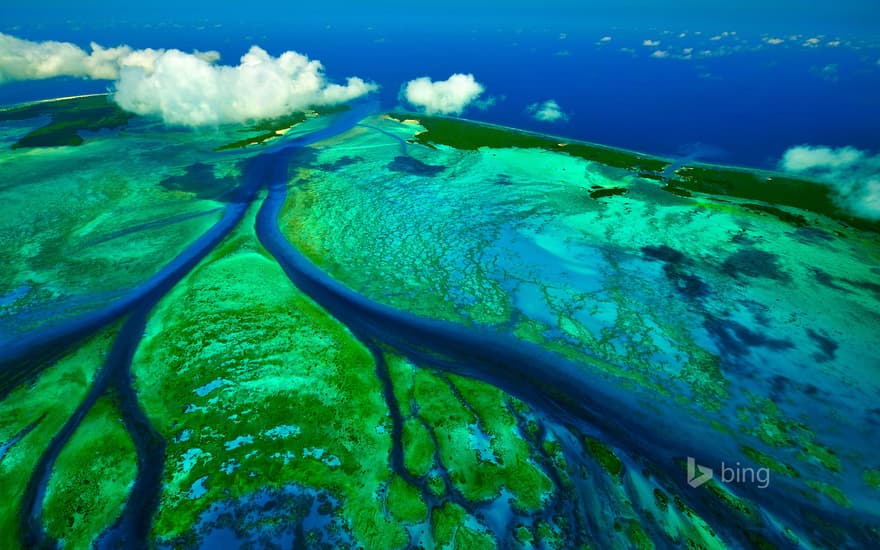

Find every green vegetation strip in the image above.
[394,113,879,232]
[214,105,350,151]
[391,113,668,173]
[0,95,133,149]
[671,166,879,232]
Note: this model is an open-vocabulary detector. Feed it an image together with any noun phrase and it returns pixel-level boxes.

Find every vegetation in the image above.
[214,104,350,151]
[671,166,879,232]
[390,113,669,173]
[393,113,879,232]
[0,95,133,149]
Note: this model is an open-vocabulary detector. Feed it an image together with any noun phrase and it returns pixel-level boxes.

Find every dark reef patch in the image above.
[642,245,709,299]
[792,227,835,244]
[721,249,790,282]
[317,155,362,171]
[841,278,880,301]
[160,163,244,203]
[769,375,792,400]
[386,155,446,176]
[811,268,846,291]
[806,329,838,363]
[704,316,794,358]
[589,187,628,199]
[665,267,710,300]
[642,245,686,265]
[737,299,773,327]
[731,231,758,246]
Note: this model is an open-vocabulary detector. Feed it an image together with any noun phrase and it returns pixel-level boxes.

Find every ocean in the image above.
[2,19,878,169]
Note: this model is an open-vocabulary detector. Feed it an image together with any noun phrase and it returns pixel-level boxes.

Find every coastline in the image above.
[0,94,838,213]
[392,110,676,166]
[389,110,831,185]
[0,93,110,112]
[0,93,820,185]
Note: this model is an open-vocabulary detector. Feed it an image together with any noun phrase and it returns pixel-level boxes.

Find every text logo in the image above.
[687,457,771,489]
[687,456,714,488]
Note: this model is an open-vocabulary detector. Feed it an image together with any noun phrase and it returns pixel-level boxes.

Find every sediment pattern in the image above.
[1,96,878,549]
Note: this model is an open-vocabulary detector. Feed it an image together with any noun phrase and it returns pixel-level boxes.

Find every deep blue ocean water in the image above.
[2,19,878,168]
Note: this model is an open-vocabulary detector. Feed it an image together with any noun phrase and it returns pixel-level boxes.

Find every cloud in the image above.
[599,36,612,42]
[643,39,661,47]
[402,73,485,115]
[765,37,785,45]
[650,50,669,59]
[0,32,217,82]
[779,145,880,219]
[114,46,376,126]
[1,33,377,127]
[803,37,821,47]
[527,99,567,123]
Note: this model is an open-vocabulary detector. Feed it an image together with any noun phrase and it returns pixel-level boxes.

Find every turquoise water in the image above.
[0,97,878,548]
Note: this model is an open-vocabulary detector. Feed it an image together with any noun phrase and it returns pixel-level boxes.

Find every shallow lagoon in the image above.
[0,95,878,549]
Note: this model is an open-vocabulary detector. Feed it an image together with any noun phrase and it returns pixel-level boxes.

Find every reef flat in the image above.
[1,95,878,549]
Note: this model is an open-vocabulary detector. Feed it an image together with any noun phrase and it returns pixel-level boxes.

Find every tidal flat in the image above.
[1,95,878,549]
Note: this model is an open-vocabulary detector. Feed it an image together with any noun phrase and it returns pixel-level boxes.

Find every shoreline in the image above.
[388,109,818,182]
[395,110,676,165]
[0,94,819,184]
[0,93,110,112]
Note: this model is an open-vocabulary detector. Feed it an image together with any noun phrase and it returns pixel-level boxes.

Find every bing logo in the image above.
[687,456,771,489]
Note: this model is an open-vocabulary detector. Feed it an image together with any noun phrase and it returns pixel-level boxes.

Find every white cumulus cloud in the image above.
[650,50,669,59]
[643,39,661,47]
[527,99,568,123]
[0,33,377,127]
[402,73,485,115]
[779,145,880,220]
[114,46,376,126]
[0,32,217,82]
[765,37,785,45]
